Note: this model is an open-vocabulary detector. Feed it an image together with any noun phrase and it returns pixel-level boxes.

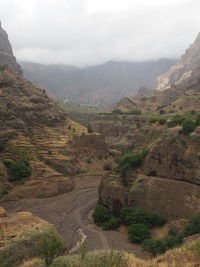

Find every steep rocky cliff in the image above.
[114,33,200,113]
[0,22,22,75]
[155,33,200,91]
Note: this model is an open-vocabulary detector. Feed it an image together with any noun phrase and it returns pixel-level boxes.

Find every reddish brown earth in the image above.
[1,175,150,259]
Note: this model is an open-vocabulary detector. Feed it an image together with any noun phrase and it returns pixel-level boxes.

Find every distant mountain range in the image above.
[21,59,176,109]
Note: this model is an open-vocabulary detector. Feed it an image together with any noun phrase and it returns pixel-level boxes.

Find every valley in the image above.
[1,19,200,267]
[1,175,148,258]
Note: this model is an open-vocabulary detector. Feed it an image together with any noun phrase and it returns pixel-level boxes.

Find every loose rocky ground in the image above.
[1,175,149,259]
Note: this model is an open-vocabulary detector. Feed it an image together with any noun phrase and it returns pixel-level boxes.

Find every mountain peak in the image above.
[154,32,200,91]
[0,22,22,74]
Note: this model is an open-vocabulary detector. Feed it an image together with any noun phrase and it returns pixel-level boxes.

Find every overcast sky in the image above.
[0,0,199,66]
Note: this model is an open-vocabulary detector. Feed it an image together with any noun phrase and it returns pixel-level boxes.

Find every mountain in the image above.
[0,22,22,74]
[0,27,107,201]
[21,59,176,109]
[155,32,200,91]
[114,33,200,113]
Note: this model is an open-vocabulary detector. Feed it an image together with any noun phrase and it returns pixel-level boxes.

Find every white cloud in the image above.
[0,0,199,66]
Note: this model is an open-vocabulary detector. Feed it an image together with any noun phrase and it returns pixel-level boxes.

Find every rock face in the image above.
[0,22,22,74]
[155,33,200,91]
[99,174,200,220]
[98,130,200,220]
[143,135,200,185]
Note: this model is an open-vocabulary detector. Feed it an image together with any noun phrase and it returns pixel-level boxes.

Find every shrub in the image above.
[115,150,148,178]
[167,116,185,128]
[181,118,196,135]
[87,126,93,133]
[184,214,200,237]
[119,208,167,228]
[149,117,158,123]
[8,160,32,182]
[37,233,65,266]
[129,110,142,115]
[112,109,123,115]
[3,159,14,168]
[196,114,200,126]
[102,217,120,230]
[92,205,111,225]
[128,224,151,243]
[53,250,128,267]
[158,118,167,125]
[0,64,7,71]
[159,109,166,115]
[142,236,182,255]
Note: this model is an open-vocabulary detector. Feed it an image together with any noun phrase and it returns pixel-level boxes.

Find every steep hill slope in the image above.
[155,32,200,91]
[0,67,108,200]
[21,59,176,109]
[0,22,22,74]
[115,33,200,113]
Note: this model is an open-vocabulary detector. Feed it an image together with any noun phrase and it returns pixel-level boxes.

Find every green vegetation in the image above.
[115,150,148,183]
[142,236,183,256]
[119,207,167,228]
[51,250,128,267]
[0,64,7,71]
[87,125,94,133]
[4,159,32,182]
[184,214,200,237]
[128,224,151,243]
[157,117,167,125]
[181,118,196,135]
[112,109,123,115]
[92,205,111,225]
[167,115,185,128]
[102,217,120,231]
[0,229,58,267]
[37,233,65,266]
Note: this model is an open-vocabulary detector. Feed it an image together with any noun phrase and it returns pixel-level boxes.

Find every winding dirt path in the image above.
[1,175,148,258]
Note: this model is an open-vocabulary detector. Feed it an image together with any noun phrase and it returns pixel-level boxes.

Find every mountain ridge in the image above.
[21,58,176,109]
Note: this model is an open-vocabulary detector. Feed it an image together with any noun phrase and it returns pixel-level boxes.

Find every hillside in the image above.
[21,59,176,109]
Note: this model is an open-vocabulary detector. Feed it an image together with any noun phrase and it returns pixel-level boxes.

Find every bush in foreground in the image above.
[37,233,65,266]
[128,224,151,243]
[184,214,200,237]
[52,250,128,267]
[142,236,183,256]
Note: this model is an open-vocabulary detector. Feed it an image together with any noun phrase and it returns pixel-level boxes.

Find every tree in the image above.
[182,118,196,135]
[92,205,111,225]
[128,224,151,243]
[37,233,65,266]
[8,160,32,182]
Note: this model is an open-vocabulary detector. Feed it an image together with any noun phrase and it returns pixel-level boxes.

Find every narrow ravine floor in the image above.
[1,175,149,259]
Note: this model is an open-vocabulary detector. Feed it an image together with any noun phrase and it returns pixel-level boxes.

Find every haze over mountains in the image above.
[21,59,176,109]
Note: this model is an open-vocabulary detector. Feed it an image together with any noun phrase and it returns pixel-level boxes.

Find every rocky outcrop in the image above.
[155,33,200,91]
[143,135,200,185]
[99,174,200,220]
[99,132,200,220]
[0,22,22,75]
